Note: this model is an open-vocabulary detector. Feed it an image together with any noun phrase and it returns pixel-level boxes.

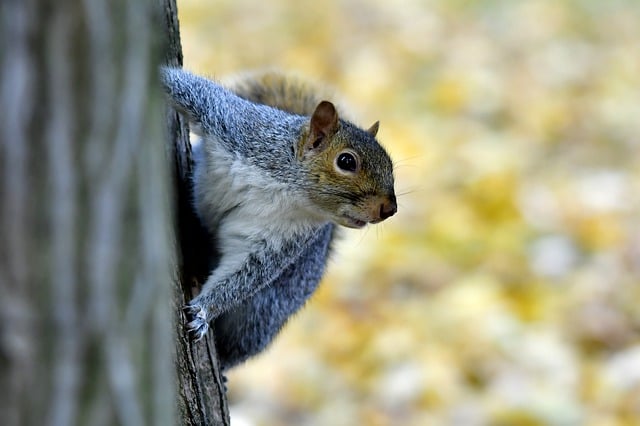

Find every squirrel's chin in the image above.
[337,215,368,229]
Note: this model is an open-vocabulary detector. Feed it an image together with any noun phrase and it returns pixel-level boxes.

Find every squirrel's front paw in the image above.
[184,304,209,341]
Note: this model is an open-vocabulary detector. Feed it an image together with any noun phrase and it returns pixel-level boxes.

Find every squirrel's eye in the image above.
[336,152,358,173]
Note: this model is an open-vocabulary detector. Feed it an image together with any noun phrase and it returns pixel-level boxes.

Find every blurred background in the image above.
[178,0,640,424]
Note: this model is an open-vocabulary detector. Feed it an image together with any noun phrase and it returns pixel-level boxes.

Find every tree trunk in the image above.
[0,0,230,424]
[159,0,230,424]
[0,0,227,423]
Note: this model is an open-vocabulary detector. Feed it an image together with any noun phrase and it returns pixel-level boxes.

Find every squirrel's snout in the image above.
[379,195,397,220]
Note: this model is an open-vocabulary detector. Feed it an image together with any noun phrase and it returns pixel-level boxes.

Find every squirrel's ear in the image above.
[306,101,339,153]
[367,121,380,137]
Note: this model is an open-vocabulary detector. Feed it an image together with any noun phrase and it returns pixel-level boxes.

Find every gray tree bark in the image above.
[0,0,228,423]
[160,0,230,424]
[0,0,178,424]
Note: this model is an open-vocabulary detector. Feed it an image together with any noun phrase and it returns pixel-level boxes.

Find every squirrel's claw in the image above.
[185,304,209,341]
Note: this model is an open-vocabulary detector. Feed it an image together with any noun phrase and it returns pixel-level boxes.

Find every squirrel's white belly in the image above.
[191,136,324,280]
[192,136,322,244]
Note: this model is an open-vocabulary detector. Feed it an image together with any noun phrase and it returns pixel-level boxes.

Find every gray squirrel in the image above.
[160,67,396,370]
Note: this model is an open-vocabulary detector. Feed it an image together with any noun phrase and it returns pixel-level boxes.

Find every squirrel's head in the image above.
[297,101,397,229]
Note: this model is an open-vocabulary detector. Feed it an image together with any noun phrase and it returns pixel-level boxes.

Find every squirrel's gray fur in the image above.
[160,67,395,371]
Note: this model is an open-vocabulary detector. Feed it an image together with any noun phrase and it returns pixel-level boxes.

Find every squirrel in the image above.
[160,67,397,371]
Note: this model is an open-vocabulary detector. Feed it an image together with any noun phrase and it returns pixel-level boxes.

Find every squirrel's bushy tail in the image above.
[229,71,334,116]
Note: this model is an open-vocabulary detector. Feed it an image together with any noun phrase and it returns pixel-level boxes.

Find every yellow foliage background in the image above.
[179,1,640,424]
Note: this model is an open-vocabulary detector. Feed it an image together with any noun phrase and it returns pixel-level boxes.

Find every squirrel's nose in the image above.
[379,195,397,220]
